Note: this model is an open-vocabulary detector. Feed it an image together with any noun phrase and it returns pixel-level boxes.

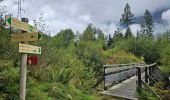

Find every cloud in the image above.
[154,9,170,35]
[96,23,117,36]
[130,24,141,36]
[162,9,170,24]
[1,0,170,36]
[154,23,169,35]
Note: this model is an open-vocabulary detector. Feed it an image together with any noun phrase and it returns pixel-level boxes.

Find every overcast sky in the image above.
[1,0,170,36]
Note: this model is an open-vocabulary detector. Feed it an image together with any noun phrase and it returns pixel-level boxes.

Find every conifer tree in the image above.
[124,27,133,39]
[107,34,113,47]
[120,3,134,39]
[120,3,134,27]
[140,9,153,37]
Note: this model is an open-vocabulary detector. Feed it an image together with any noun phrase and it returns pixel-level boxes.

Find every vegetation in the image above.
[0,2,169,100]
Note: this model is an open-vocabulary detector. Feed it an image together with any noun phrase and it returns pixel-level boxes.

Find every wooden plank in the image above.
[101,91,138,100]
[92,75,104,89]
[11,32,42,42]
[136,63,156,69]
[103,62,145,68]
[5,16,36,32]
[19,43,41,54]
[101,76,138,100]
[105,66,134,76]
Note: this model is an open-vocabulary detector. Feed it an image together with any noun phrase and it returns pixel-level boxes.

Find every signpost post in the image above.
[19,18,29,100]
[5,16,42,100]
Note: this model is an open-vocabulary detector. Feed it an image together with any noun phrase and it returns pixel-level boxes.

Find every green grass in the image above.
[103,48,143,64]
[26,77,103,100]
[159,66,170,74]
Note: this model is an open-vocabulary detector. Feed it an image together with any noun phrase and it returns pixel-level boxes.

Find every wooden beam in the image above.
[141,80,162,100]
[104,67,106,90]
[103,62,145,68]
[105,66,134,76]
[137,67,142,94]
[92,75,104,89]
[148,75,164,90]
[145,67,148,83]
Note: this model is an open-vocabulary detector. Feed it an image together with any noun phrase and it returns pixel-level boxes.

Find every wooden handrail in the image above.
[92,63,155,90]
[103,62,145,68]
[136,63,156,69]
[105,66,135,76]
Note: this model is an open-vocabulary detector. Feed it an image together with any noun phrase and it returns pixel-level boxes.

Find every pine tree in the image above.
[120,3,134,39]
[140,9,153,37]
[124,27,133,39]
[96,28,105,40]
[107,34,113,47]
[136,30,140,38]
[120,3,134,27]
[82,23,95,41]
[113,28,123,39]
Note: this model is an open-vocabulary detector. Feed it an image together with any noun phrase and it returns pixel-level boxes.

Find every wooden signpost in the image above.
[5,16,42,100]
[11,32,42,42]
[5,15,36,32]
[19,43,41,54]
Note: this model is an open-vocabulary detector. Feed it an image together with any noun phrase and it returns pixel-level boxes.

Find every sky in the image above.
[0,0,170,36]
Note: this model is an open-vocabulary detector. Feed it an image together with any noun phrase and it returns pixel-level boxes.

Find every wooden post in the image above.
[149,66,152,85]
[145,67,148,83]
[137,67,142,94]
[19,18,28,100]
[149,66,152,76]
[104,67,107,90]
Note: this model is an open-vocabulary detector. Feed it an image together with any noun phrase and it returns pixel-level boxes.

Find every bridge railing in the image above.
[92,62,145,90]
[136,63,163,100]
[92,62,164,100]
[103,63,145,90]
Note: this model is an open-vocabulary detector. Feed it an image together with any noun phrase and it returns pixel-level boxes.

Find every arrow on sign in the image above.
[19,43,41,54]
[10,32,42,42]
[38,33,42,40]
[5,15,36,32]
[6,16,12,25]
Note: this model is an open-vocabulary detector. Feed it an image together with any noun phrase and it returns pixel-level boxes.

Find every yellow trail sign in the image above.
[19,43,41,54]
[5,16,36,32]
[11,32,42,42]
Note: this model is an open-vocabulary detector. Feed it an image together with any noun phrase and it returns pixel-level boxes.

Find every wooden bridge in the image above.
[92,63,168,100]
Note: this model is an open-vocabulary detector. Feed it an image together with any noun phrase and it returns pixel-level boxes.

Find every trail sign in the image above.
[19,43,41,54]
[27,56,38,65]
[5,16,36,32]
[11,32,42,42]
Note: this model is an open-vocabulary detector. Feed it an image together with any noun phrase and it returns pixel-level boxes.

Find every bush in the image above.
[103,48,143,64]
[0,60,19,100]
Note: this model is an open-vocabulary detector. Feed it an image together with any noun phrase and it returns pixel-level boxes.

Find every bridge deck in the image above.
[101,75,138,100]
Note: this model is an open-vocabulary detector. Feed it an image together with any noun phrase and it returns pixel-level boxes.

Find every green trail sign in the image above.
[5,16,36,32]
[19,43,41,54]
